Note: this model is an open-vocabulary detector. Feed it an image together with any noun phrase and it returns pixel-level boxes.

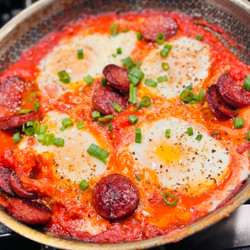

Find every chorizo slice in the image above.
[216,72,250,108]
[92,85,128,115]
[0,77,24,109]
[141,15,178,42]
[0,166,15,196]
[206,84,237,120]
[0,111,41,130]
[92,174,139,220]
[103,64,130,93]
[10,172,37,199]
[7,199,51,226]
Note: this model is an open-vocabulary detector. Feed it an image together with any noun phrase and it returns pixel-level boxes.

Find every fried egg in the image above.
[129,117,230,195]
[140,37,211,99]
[37,32,137,97]
[19,111,110,183]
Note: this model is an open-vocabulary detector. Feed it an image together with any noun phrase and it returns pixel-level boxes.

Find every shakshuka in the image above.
[0,11,249,243]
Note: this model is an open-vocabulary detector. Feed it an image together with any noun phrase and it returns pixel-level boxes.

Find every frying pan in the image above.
[0,0,249,249]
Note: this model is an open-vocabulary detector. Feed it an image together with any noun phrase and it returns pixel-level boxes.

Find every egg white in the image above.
[37,32,137,97]
[129,117,230,195]
[140,37,211,99]
[18,111,109,183]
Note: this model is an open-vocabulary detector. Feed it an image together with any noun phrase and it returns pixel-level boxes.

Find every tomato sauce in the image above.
[0,11,249,243]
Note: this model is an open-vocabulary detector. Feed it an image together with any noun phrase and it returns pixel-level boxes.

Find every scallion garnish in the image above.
[128,115,138,125]
[102,78,107,86]
[34,102,40,111]
[128,67,144,85]
[24,126,35,137]
[134,60,142,68]
[92,111,101,121]
[135,174,141,181]
[160,44,172,57]
[110,24,119,36]
[13,132,21,143]
[53,138,64,147]
[199,88,205,101]
[234,117,244,129]
[195,34,204,41]
[18,109,32,115]
[135,128,142,143]
[165,129,171,138]
[180,87,200,104]
[162,192,178,207]
[108,124,113,131]
[77,49,84,59]
[98,115,113,126]
[116,47,122,54]
[87,143,110,164]
[161,62,170,71]
[196,134,203,141]
[77,120,84,129]
[246,130,250,141]
[60,118,74,131]
[212,130,218,136]
[122,28,130,32]
[186,85,193,90]
[28,92,37,102]
[187,127,193,136]
[111,103,123,113]
[139,96,151,107]
[79,180,89,190]
[129,84,138,104]
[145,79,157,87]
[121,57,134,69]
[83,75,94,85]
[243,75,250,91]
[38,133,55,146]
[157,75,168,83]
[156,33,165,45]
[112,54,116,58]
[136,32,142,41]
[36,125,48,135]
[58,71,71,84]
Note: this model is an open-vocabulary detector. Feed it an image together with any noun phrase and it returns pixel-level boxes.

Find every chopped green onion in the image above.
[140,96,151,107]
[145,79,157,87]
[157,75,168,83]
[129,84,137,104]
[92,111,101,121]
[28,92,37,102]
[243,75,250,91]
[18,109,32,115]
[62,118,74,128]
[111,103,123,113]
[134,60,142,67]
[77,120,84,129]
[134,109,138,113]
[24,127,35,137]
[212,130,218,136]
[186,85,193,90]
[187,127,193,136]
[102,78,107,86]
[195,34,204,41]
[161,62,170,71]
[156,33,165,45]
[36,125,48,135]
[108,124,113,131]
[122,28,130,32]
[13,132,21,143]
[196,134,203,141]
[135,174,141,181]
[112,53,116,58]
[79,180,89,190]
[189,93,200,104]
[180,89,193,103]
[135,128,142,143]
[116,47,122,54]
[58,71,71,84]
[234,117,244,129]
[87,143,110,164]
[165,129,171,138]
[199,88,205,101]
[53,138,64,147]
[84,75,94,85]
[247,130,250,141]
[136,32,142,41]
[98,115,113,126]
[128,67,144,85]
[34,102,40,111]
[128,115,139,125]
[160,44,172,57]
[39,133,55,146]
[110,24,119,36]
[162,192,178,207]
[121,57,134,69]
[77,49,84,59]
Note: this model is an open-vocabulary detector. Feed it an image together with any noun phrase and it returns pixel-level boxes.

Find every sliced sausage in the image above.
[10,172,37,199]
[103,64,130,93]
[92,174,140,220]
[0,77,24,109]
[7,199,51,226]
[92,85,128,115]
[0,166,15,196]
[141,15,178,42]
[216,72,250,108]
[0,111,41,130]
[206,84,237,120]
